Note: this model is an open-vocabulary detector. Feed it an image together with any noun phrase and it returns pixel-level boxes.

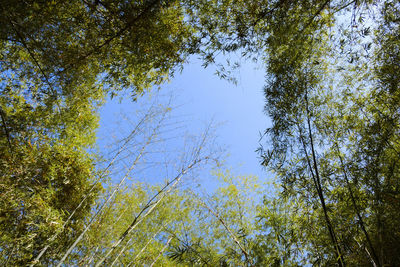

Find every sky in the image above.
[97,55,272,191]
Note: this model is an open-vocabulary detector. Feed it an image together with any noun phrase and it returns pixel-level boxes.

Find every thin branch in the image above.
[57,0,163,75]
[298,0,331,36]
[252,0,287,27]
[149,236,173,267]
[353,236,377,267]
[126,226,165,266]
[110,221,170,266]
[1,8,61,111]
[160,225,211,266]
[195,195,251,265]
[332,0,357,14]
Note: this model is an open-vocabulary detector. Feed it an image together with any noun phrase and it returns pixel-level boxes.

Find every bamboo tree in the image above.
[149,236,173,267]
[56,110,167,266]
[94,156,207,266]
[30,102,158,266]
[303,91,345,266]
[195,196,251,265]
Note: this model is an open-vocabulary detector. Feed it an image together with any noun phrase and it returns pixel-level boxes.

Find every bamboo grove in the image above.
[0,0,399,266]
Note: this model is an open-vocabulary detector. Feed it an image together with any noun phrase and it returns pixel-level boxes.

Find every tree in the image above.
[257,0,400,265]
[67,169,264,266]
[2,0,400,265]
[253,181,315,266]
[0,85,102,265]
[0,1,196,264]
[167,171,263,266]
[0,0,197,97]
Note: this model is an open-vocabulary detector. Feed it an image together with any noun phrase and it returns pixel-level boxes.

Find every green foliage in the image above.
[0,115,100,265]
[0,1,197,264]
[66,171,263,266]
[257,0,400,265]
[2,0,400,266]
[0,0,196,98]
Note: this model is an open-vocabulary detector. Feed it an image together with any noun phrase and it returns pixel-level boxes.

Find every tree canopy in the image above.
[1,0,400,266]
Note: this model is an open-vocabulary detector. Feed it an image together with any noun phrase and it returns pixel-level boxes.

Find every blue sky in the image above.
[97,55,271,190]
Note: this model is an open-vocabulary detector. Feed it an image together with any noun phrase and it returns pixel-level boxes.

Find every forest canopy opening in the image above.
[1,0,399,266]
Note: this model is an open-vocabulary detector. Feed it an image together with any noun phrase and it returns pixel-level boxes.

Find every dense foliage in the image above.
[1,0,399,266]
